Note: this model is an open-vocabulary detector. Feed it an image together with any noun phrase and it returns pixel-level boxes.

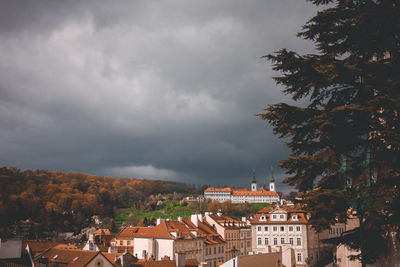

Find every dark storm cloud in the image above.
[0,0,318,193]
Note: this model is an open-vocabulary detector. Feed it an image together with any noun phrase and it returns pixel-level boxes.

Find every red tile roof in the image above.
[34,248,113,267]
[251,205,310,224]
[204,187,231,192]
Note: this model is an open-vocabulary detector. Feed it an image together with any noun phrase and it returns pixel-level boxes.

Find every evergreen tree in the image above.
[259,0,400,264]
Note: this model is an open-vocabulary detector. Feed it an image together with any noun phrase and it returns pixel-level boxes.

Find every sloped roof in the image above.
[132,222,175,240]
[34,248,112,267]
[118,227,148,238]
[132,259,199,267]
[94,229,111,236]
[232,189,278,196]
[24,240,60,258]
[204,187,232,192]
[181,218,225,245]
[237,252,283,267]
[257,205,306,214]
[251,210,309,225]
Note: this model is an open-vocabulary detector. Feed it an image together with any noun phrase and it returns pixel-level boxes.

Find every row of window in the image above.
[257,225,301,232]
[257,237,302,246]
[205,246,224,256]
[119,240,131,246]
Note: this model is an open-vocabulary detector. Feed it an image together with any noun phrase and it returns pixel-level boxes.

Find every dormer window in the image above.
[260,215,266,221]
[272,215,277,219]
[292,215,298,221]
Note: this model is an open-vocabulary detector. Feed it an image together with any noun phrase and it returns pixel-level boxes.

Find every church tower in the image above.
[269,167,276,192]
[251,169,257,191]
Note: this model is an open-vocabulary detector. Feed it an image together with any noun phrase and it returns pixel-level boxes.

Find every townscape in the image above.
[1,176,398,267]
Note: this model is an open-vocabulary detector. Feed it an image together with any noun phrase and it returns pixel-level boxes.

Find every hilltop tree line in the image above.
[0,166,202,237]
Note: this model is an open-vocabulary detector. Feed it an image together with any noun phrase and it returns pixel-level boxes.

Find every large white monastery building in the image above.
[204,172,280,204]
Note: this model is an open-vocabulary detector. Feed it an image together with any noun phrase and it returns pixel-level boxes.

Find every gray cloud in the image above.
[0,0,318,193]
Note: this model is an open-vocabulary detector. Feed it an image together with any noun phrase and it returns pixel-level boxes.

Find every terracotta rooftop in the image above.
[94,229,112,236]
[34,248,112,267]
[232,189,278,196]
[250,205,310,225]
[204,187,232,192]
[132,259,199,267]
[118,226,148,238]
[181,218,225,245]
[237,252,283,267]
[257,205,306,214]
[24,240,60,258]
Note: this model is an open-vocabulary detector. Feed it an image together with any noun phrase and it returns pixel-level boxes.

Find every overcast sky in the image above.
[0,0,318,192]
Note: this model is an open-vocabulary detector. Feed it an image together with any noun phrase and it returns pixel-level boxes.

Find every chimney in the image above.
[175,252,185,267]
[156,218,163,225]
[190,214,199,227]
[120,252,136,267]
[197,214,203,222]
[178,217,182,222]
[241,217,246,222]
[217,210,222,216]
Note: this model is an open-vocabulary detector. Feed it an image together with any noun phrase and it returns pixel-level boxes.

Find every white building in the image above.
[204,173,280,204]
[250,205,333,266]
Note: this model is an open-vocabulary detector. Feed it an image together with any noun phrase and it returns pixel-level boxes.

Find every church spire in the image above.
[269,166,276,192]
[251,169,257,191]
[252,169,256,183]
[270,166,275,183]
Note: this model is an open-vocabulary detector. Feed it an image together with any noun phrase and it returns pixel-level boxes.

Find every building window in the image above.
[127,241,131,246]
[258,226,261,231]
[280,214,284,219]
[297,238,301,246]
[273,238,277,245]
[289,226,293,231]
[119,241,123,245]
[281,238,285,244]
[272,215,277,219]
[214,247,216,254]
[258,238,262,245]
[265,238,268,245]
[280,226,284,231]
[206,248,208,256]
[296,226,301,232]
[289,238,293,245]
[264,226,268,231]
[297,253,302,262]
[273,226,277,232]
[222,247,224,253]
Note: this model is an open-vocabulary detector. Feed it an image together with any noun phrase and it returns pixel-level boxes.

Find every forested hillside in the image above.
[0,166,201,237]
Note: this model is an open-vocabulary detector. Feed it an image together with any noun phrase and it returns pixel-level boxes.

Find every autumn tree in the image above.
[259,0,400,265]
